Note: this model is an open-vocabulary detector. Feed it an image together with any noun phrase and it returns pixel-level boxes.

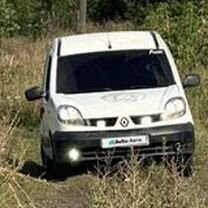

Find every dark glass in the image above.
[57,50,174,94]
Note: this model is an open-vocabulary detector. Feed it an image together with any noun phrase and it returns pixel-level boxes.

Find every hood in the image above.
[54,85,179,118]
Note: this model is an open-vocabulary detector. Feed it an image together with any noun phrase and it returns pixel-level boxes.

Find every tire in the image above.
[41,147,53,171]
[41,147,60,176]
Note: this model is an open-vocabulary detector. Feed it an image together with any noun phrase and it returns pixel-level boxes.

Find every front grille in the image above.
[80,141,183,161]
[84,114,161,127]
[86,117,117,127]
[131,114,161,125]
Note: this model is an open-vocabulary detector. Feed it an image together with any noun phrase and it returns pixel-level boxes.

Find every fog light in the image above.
[140,116,152,125]
[68,148,80,162]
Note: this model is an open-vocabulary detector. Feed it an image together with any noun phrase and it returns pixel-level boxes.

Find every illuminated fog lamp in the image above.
[68,148,81,162]
[140,116,152,125]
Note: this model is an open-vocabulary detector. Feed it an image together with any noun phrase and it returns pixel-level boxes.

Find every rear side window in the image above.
[56,50,175,94]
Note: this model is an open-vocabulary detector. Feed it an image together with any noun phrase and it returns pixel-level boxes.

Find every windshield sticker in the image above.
[149,49,163,55]
[101,93,145,103]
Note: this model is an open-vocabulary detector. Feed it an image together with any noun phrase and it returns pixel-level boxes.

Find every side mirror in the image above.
[25,86,44,101]
[183,74,200,88]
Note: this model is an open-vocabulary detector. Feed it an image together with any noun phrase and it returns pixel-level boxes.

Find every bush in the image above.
[0,0,19,37]
[1,0,208,38]
[48,0,78,28]
[88,0,126,22]
[12,0,44,37]
[143,1,204,70]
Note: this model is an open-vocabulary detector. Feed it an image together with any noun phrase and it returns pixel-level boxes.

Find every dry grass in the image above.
[0,37,46,126]
[0,22,208,207]
[0,116,94,208]
[0,115,34,208]
[92,150,208,208]
[92,160,208,208]
[0,35,96,207]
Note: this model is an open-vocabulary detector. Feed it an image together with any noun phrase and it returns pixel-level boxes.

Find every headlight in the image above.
[57,105,85,125]
[161,97,186,120]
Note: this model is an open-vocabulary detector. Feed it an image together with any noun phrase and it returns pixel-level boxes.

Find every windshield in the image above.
[56,50,174,94]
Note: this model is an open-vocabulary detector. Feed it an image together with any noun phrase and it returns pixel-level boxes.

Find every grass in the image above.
[1,20,208,207]
[91,125,208,208]
[0,113,94,208]
[92,161,208,208]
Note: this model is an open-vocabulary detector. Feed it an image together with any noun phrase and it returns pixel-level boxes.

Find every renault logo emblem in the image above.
[120,117,129,127]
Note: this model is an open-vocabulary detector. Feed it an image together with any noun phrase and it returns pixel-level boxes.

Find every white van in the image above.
[25,31,200,175]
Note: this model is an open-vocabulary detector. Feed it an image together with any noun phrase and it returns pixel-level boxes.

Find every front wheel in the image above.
[41,147,62,176]
[41,147,54,170]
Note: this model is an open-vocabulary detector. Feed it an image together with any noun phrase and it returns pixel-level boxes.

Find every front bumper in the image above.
[51,123,194,164]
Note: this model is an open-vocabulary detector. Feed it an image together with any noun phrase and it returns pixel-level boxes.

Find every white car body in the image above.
[44,32,192,133]
[25,31,199,175]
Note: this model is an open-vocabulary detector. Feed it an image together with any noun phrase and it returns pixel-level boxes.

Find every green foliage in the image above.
[1,0,208,38]
[0,0,78,37]
[143,1,205,70]
[12,0,44,37]
[49,0,78,28]
[0,0,19,37]
[88,0,126,22]
[124,1,151,25]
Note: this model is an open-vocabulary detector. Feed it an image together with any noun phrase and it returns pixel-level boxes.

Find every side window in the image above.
[43,56,52,99]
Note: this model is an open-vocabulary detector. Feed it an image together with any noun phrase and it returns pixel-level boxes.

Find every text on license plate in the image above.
[101,135,149,149]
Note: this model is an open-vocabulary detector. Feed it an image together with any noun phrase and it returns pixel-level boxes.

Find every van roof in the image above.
[57,31,164,56]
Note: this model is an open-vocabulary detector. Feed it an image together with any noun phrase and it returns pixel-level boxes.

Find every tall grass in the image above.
[92,158,208,208]
[1,3,208,206]
[0,38,44,207]
[0,114,35,208]
[0,37,46,128]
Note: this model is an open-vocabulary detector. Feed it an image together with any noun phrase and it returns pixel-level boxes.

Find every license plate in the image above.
[101,135,149,149]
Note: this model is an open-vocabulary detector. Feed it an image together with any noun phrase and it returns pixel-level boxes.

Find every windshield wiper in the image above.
[77,87,113,93]
[129,85,153,89]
